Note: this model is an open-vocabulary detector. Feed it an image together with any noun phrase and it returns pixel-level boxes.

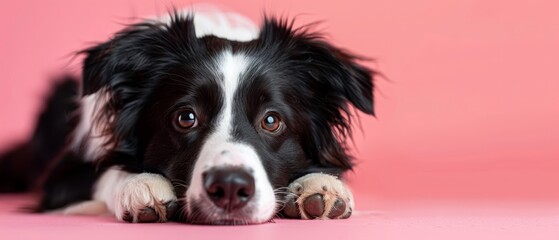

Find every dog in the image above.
[0,8,375,225]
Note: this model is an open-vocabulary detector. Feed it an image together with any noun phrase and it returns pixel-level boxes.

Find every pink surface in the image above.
[1,0,559,238]
[3,195,559,239]
[1,0,558,203]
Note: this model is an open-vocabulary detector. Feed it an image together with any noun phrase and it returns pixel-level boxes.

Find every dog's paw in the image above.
[114,173,178,223]
[282,173,354,219]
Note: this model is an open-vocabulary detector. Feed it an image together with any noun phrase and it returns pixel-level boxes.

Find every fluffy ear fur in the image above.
[259,18,376,173]
[80,14,199,164]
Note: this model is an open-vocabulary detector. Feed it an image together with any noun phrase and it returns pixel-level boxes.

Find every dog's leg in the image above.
[48,200,109,215]
[94,168,178,223]
[282,173,353,219]
[45,167,178,223]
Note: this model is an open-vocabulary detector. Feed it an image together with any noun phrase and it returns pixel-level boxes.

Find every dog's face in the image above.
[83,15,374,224]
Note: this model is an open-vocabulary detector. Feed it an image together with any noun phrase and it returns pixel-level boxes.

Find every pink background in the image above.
[1,0,559,210]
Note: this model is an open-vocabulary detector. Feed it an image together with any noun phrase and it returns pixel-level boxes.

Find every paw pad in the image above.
[327,198,346,218]
[281,173,354,220]
[137,207,159,223]
[122,201,178,223]
[282,199,300,218]
[303,194,325,218]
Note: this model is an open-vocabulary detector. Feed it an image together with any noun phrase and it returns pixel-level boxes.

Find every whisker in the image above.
[170,179,189,189]
[274,212,284,219]
[170,178,188,184]
[273,187,290,191]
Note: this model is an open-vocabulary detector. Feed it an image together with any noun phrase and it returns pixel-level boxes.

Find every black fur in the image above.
[0,13,375,221]
[36,152,99,211]
[0,78,78,192]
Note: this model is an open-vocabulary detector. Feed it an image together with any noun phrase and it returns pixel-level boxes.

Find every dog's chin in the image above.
[185,197,274,225]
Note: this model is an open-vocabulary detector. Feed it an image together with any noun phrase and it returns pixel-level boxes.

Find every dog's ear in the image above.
[259,18,375,115]
[260,18,376,172]
[82,15,198,95]
[79,14,198,159]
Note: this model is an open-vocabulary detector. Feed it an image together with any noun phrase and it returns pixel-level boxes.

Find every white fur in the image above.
[92,167,134,213]
[186,51,276,223]
[159,6,259,42]
[113,172,176,222]
[71,89,111,161]
[48,200,108,216]
[93,167,176,221]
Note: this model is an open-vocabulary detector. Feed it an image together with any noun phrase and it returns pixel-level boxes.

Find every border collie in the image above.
[0,8,375,225]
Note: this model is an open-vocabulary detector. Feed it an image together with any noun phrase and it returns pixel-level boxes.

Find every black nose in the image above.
[203,167,255,211]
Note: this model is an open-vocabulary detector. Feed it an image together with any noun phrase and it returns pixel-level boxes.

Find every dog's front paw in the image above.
[282,173,354,219]
[115,173,178,223]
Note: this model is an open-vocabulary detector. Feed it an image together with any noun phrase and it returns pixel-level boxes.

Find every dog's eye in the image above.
[174,110,197,131]
[261,113,283,133]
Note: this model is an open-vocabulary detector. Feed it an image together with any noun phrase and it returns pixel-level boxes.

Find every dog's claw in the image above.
[122,211,133,222]
[165,201,178,220]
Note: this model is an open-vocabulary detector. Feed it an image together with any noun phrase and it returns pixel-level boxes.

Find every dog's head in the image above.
[83,13,375,224]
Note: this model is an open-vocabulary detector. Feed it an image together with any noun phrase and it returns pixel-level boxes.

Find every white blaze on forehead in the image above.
[219,50,248,135]
[192,9,258,41]
[158,5,259,42]
[186,51,276,223]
